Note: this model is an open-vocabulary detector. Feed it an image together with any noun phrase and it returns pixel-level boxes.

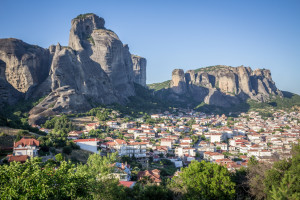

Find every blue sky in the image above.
[1,0,299,94]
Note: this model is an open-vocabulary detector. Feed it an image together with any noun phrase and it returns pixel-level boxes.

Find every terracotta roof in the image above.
[14,138,39,148]
[137,169,162,183]
[119,181,136,188]
[73,138,101,142]
[8,155,29,163]
[115,139,126,145]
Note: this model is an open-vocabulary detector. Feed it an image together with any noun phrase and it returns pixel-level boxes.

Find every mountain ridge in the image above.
[148,65,283,108]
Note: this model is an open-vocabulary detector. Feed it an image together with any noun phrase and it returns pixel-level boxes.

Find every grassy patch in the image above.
[148,80,171,91]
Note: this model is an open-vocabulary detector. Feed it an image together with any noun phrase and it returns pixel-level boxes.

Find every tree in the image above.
[247,157,271,200]
[129,184,173,200]
[264,143,300,199]
[76,152,127,199]
[168,160,236,200]
[62,146,72,155]
[0,157,89,199]
[270,172,300,200]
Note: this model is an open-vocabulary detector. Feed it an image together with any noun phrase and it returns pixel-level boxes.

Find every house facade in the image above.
[14,137,39,157]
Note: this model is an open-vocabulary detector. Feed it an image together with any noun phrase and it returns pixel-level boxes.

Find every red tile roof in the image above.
[119,181,136,188]
[8,155,29,163]
[137,169,162,183]
[14,138,39,148]
[73,138,101,142]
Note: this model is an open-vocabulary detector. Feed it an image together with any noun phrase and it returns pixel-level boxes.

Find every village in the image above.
[6,108,300,187]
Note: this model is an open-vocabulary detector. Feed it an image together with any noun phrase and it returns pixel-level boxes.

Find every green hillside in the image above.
[148,80,171,91]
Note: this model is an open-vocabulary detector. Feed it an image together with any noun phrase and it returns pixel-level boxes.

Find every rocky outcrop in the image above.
[154,65,282,107]
[0,39,50,94]
[131,55,147,87]
[29,43,119,124]
[170,69,187,94]
[0,13,146,124]
[69,14,135,98]
[29,14,140,124]
[0,38,51,107]
[0,59,22,107]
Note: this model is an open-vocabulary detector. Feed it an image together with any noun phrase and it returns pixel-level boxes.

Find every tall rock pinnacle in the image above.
[132,55,147,87]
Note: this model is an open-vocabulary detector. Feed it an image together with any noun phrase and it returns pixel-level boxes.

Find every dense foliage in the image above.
[0,156,89,199]
[245,144,300,200]
[43,115,75,134]
[1,145,299,199]
[0,96,46,134]
[168,160,236,200]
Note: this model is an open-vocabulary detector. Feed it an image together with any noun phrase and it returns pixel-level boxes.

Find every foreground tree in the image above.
[168,160,236,200]
[0,157,89,199]
[247,144,300,200]
[265,144,300,200]
[75,152,127,199]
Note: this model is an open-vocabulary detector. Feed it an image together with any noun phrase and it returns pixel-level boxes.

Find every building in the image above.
[119,142,147,158]
[73,138,101,153]
[210,133,223,143]
[13,137,39,157]
[160,138,173,149]
[106,121,119,129]
[175,147,196,157]
[8,155,29,163]
[85,123,100,131]
[203,152,225,161]
[68,131,84,139]
[137,169,162,185]
[112,162,131,181]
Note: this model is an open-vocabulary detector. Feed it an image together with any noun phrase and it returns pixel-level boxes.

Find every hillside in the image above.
[148,80,171,91]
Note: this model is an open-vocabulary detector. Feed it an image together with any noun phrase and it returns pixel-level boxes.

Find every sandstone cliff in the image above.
[154,65,282,107]
[131,55,147,87]
[0,13,146,124]
[68,14,135,97]
[0,38,51,107]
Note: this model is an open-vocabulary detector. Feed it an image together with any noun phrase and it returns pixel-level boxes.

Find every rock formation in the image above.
[0,13,146,124]
[131,55,147,87]
[170,69,187,94]
[154,65,282,107]
[0,38,51,107]
[69,14,135,97]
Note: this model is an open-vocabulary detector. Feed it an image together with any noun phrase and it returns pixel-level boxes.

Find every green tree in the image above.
[264,144,300,199]
[0,157,89,199]
[168,160,236,199]
[76,152,127,199]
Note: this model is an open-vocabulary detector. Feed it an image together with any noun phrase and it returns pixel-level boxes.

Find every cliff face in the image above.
[0,13,146,124]
[29,14,141,124]
[131,55,147,87]
[69,14,135,97]
[0,39,51,107]
[155,65,282,107]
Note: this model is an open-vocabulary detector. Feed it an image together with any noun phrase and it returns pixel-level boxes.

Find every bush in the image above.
[62,146,72,155]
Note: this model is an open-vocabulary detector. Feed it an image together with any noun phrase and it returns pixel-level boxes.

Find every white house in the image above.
[106,121,119,129]
[119,142,147,158]
[203,152,225,161]
[175,147,196,157]
[74,138,101,153]
[14,137,39,157]
[210,133,223,143]
[160,138,173,149]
